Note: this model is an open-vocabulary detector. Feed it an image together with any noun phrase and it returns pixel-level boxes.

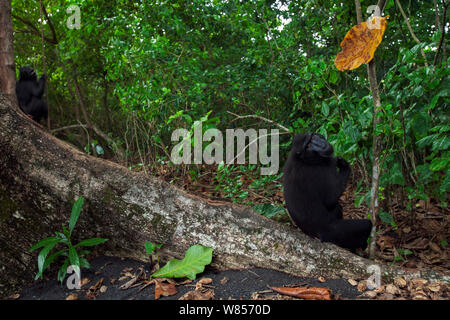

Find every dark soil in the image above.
[18,256,361,300]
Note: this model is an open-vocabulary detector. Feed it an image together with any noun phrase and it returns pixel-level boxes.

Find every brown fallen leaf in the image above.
[86,278,104,300]
[426,282,441,293]
[270,286,332,300]
[429,242,441,253]
[177,279,193,286]
[119,276,138,290]
[348,279,358,286]
[404,237,428,250]
[154,279,178,300]
[394,277,407,288]
[410,278,428,287]
[335,16,388,71]
[385,284,400,295]
[66,293,78,300]
[179,289,215,300]
[361,290,378,299]
[80,278,91,288]
[220,277,229,285]
[8,293,20,300]
[198,278,213,285]
[357,280,367,292]
[412,290,429,300]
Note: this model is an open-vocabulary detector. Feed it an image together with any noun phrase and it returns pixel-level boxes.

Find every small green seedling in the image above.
[30,197,108,284]
[145,241,163,267]
[393,248,413,264]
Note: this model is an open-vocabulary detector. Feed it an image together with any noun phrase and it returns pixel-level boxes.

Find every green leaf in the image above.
[151,245,213,280]
[253,204,285,218]
[416,134,437,148]
[413,86,424,97]
[329,70,338,84]
[430,157,449,171]
[411,113,430,139]
[397,248,413,256]
[69,197,84,235]
[432,136,450,152]
[36,238,63,278]
[428,88,450,110]
[321,102,329,117]
[354,194,366,207]
[68,245,81,280]
[74,238,108,247]
[57,258,70,284]
[145,241,163,254]
[79,257,91,269]
[96,145,105,155]
[30,236,63,252]
[441,170,450,193]
[379,211,394,224]
[42,249,67,272]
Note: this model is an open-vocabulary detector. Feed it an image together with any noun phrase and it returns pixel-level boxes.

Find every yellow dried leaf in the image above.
[335,16,388,71]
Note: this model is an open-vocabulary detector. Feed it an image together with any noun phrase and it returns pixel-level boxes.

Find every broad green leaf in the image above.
[430,157,449,171]
[36,239,61,278]
[428,88,450,110]
[151,245,213,280]
[416,134,437,148]
[329,70,338,84]
[321,102,329,117]
[68,245,81,280]
[432,136,450,152]
[74,238,108,247]
[57,258,70,284]
[69,197,84,234]
[30,236,63,252]
[42,249,67,272]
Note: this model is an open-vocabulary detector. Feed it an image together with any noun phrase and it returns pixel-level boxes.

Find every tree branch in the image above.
[394,0,429,67]
[227,111,291,133]
[433,0,449,65]
[12,13,57,44]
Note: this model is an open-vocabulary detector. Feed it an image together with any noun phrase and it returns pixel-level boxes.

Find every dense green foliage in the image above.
[12,0,449,223]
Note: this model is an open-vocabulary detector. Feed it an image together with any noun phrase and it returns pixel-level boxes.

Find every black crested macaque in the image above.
[16,66,48,123]
[283,132,372,251]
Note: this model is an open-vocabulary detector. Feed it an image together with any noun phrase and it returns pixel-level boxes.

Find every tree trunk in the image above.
[0,96,448,298]
[0,0,17,104]
[354,0,386,259]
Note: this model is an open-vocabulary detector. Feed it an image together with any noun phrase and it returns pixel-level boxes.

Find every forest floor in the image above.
[18,256,362,300]
[14,165,449,301]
